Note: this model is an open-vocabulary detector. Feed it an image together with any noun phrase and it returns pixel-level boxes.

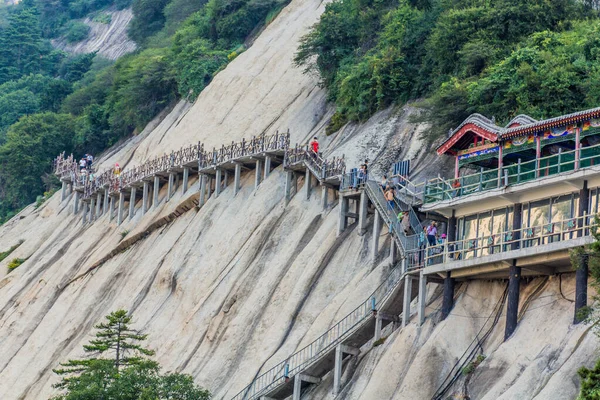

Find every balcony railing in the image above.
[424,214,595,267]
[424,142,600,204]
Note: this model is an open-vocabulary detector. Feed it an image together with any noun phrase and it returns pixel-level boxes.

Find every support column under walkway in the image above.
[129,187,137,220]
[338,195,349,236]
[505,261,521,340]
[234,163,242,196]
[182,167,190,194]
[372,210,381,260]
[153,176,160,208]
[293,373,321,400]
[441,271,455,321]
[142,181,150,215]
[333,344,359,396]
[73,192,80,214]
[575,180,590,324]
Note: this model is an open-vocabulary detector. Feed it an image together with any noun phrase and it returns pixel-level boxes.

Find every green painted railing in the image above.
[424,142,600,204]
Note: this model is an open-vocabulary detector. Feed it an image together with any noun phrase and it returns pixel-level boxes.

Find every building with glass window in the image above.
[420,107,600,338]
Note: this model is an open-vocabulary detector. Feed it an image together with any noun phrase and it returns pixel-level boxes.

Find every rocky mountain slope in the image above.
[0,0,596,399]
[52,8,136,60]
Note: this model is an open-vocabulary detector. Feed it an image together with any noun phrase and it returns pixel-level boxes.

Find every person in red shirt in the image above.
[310,137,319,156]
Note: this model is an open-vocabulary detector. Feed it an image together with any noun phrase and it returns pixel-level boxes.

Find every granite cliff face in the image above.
[52,8,136,60]
[0,0,596,399]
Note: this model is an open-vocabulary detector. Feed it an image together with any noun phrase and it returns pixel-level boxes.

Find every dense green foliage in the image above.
[572,218,600,396]
[65,21,90,42]
[579,358,600,399]
[296,0,600,138]
[0,0,288,223]
[52,310,211,400]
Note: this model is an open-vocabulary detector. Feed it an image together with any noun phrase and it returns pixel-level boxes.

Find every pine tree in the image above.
[52,310,211,400]
[53,309,154,385]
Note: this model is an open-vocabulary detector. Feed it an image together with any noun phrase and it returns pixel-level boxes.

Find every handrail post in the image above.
[558,148,562,173]
[479,167,483,191]
[443,239,449,264]
[517,158,521,183]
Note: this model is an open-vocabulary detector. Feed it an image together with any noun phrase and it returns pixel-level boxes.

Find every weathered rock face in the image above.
[0,0,596,399]
[52,8,136,60]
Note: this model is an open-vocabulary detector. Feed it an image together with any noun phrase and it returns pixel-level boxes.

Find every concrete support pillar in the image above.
[441,272,455,320]
[447,212,457,242]
[402,275,412,327]
[293,374,320,400]
[199,174,207,206]
[338,196,349,236]
[224,170,229,188]
[182,167,190,194]
[333,344,359,396]
[142,182,150,215]
[358,191,368,236]
[390,242,398,264]
[96,192,102,217]
[505,262,521,340]
[129,187,137,220]
[167,172,175,201]
[215,168,222,197]
[90,198,96,222]
[579,180,589,234]
[284,170,293,203]
[572,181,590,324]
[109,196,115,221]
[82,202,88,224]
[418,270,427,325]
[305,169,312,200]
[575,254,589,324]
[374,314,383,342]
[61,180,67,201]
[264,155,272,180]
[103,189,109,215]
[372,210,381,260]
[234,163,242,196]
[292,172,298,194]
[117,192,125,225]
[73,191,80,214]
[255,159,262,189]
[512,203,522,250]
[153,176,160,208]
[321,185,328,210]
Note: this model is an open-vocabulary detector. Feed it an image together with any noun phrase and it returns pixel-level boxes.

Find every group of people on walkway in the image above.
[78,154,95,184]
[347,159,368,190]
[79,154,94,172]
[416,221,446,266]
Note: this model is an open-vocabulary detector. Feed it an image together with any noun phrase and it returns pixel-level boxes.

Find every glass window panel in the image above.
[528,199,550,227]
[589,189,598,215]
[551,195,573,223]
[522,204,530,229]
[506,206,514,232]
[463,215,478,240]
[479,211,492,256]
[492,208,507,234]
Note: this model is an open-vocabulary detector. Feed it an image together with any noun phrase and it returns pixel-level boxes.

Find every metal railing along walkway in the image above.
[231,261,414,400]
[425,214,595,268]
[423,141,600,204]
[283,144,346,182]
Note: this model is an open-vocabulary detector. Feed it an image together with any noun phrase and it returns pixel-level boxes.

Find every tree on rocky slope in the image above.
[52,309,211,400]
